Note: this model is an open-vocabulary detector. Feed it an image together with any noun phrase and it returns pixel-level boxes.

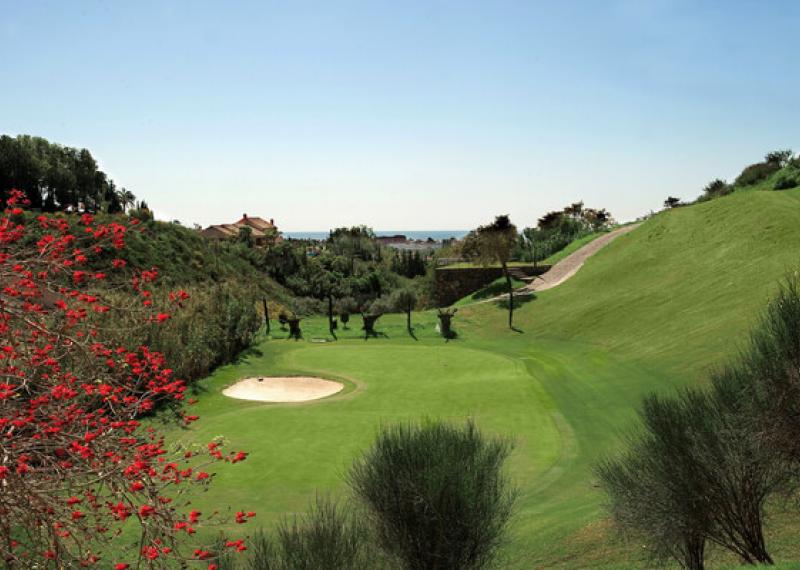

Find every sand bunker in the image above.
[222,376,344,403]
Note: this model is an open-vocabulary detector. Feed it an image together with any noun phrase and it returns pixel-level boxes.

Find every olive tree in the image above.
[390,287,418,334]
[463,215,519,329]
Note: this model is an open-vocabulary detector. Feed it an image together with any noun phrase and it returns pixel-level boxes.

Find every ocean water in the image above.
[283,230,469,241]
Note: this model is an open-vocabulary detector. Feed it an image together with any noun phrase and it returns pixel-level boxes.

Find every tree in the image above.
[336,297,358,329]
[437,307,457,339]
[764,149,793,166]
[0,190,252,567]
[520,227,540,267]
[664,196,682,209]
[0,135,132,214]
[117,187,136,212]
[238,225,254,247]
[390,288,418,334]
[464,215,519,329]
[348,420,516,570]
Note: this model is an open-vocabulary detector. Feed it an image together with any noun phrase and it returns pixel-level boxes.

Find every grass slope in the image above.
[453,275,526,306]
[541,230,607,265]
[165,188,800,568]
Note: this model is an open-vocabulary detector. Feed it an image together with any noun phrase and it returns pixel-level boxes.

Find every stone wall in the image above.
[434,265,551,307]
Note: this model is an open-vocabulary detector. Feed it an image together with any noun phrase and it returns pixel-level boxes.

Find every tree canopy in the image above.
[0,134,134,213]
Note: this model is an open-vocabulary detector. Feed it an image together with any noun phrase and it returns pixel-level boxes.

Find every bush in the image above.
[251,497,373,570]
[729,276,800,467]
[598,385,787,568]
[734,162,780,187]
[348,420,516,570]
[773,174,798,190]
[596,425,710,570]
[702,178,732,198]
[106,280,261,385]
[765,149,793,166]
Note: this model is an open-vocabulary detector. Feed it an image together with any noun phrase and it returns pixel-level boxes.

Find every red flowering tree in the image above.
[0,191,252,568]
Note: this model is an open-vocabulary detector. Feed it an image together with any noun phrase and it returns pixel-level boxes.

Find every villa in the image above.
[200,213,281,246]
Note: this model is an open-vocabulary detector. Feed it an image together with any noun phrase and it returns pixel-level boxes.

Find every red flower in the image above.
[114,564,130,570]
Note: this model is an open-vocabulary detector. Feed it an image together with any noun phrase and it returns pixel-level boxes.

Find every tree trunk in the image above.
[502,261,514,329]
[328,295,334,335]
[407,307,412,332]
[262,298,270,335]
[682,533,706,570]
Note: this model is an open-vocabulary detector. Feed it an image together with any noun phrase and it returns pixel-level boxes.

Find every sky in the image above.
[2,1,799,231]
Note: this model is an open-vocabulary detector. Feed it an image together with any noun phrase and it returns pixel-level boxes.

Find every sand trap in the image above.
[222,376,344,403]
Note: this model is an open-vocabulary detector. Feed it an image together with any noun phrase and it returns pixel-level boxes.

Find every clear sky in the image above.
[2,1,798,231]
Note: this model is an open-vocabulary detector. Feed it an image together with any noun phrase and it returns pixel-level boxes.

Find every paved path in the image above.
[470,223,641,306]
[524,223,641,293]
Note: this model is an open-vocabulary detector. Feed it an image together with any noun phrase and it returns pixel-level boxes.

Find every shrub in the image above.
[765,149,793,166]
[734,162,780,187]
[728,276,800,467]
[118,280,261,384]
[261,496,373,570]
[702,178,732,197]
[596,430,710,570]
[773,174,798,190]
[598,385,787,568]
[348,420,516,570]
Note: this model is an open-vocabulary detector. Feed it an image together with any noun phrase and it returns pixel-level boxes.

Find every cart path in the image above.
[524,223,641,293]
[470,223,641,306]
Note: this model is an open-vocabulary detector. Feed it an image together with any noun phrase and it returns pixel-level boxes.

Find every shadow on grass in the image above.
[497,292,537,311]
[364,331,389,341]
[443,330,459,342]
[468,279,526,302]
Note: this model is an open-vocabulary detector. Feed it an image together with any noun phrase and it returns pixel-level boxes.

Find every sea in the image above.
[283,230,469,241]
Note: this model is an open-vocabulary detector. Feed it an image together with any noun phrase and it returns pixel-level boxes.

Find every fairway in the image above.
[171,188,800,568]
[177,319,678,568]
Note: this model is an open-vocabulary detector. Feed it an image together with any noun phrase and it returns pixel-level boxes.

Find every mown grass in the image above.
[159,187,800,568]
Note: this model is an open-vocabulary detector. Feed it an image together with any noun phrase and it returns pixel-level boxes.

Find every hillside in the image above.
[471,186,800,376]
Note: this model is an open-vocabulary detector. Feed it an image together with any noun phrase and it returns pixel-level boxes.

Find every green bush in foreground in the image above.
[598,276,800,569]
[215,499,375,570]
[348,420,516,570]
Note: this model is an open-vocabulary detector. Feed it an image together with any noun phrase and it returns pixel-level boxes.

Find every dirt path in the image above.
[524,223,641,293]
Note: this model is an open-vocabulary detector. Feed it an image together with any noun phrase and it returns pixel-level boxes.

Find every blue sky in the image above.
[2,1,798,230]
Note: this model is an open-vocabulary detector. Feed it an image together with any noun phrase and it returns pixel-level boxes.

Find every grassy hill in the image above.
[161,187,800,568]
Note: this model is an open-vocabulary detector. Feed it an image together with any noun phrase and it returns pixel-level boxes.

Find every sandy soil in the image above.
[222,376,344,402]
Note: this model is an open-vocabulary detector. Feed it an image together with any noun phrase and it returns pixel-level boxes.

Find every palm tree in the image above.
[117,188,136,212]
